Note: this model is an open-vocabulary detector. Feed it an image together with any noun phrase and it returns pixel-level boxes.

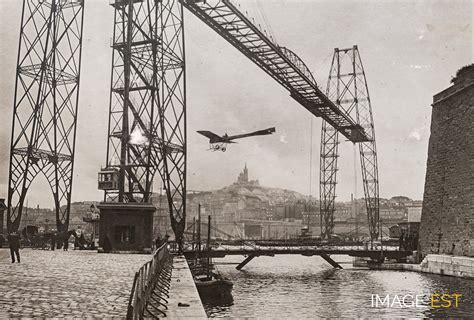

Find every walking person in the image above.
[7,231,21,263]
[154,234,161,250]
[63,236,69,251]
[399,232,405,251]
[405,234,412,251]
[51,235,56,251]
[103,236,112,253]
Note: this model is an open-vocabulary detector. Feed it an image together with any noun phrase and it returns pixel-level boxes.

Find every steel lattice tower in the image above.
[104,0,186,247]
[7,0,85,233]
[320,45,380,240]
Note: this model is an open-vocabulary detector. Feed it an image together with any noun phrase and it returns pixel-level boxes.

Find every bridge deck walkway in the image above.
[183,244,411,261]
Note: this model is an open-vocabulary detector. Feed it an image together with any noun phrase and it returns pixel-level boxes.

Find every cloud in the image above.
[409,64,431,69]
[279,135,288,144]
[407,129,422,141]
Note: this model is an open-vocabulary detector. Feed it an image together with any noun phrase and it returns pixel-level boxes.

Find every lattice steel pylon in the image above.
[104,0,186,248]
[320,45,380,240]
[7,0,85,233]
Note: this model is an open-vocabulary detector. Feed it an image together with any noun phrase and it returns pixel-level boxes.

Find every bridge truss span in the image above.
[6,0,381,249]
[180,0,369,143]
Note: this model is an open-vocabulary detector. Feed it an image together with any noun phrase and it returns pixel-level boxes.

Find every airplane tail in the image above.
[253,127,276,135]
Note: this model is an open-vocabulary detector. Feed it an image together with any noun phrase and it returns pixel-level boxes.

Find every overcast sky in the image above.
[0,0,472,208]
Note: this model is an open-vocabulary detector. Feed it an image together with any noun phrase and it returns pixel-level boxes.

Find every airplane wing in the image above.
[197,130,222,142]
[227,127,276,141]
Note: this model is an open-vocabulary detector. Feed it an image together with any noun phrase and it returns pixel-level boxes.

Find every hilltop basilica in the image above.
[234,163,259,186]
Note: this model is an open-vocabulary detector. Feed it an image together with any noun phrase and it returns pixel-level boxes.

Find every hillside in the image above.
[218,183,307,205]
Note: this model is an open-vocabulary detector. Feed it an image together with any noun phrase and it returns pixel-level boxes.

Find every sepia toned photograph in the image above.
[0,0,472,318]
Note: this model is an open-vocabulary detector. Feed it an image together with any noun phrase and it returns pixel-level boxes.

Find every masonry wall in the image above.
[419,66,474,257]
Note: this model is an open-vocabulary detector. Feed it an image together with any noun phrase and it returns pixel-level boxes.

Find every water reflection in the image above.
[203,255,473,318]
[202,294,234,318]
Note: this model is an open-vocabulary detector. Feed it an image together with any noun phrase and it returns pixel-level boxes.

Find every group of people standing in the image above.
[2,230,91,263]
[3,231,167,261]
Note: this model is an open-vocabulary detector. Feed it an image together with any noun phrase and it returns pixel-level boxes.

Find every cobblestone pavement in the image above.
[0,248,151,318]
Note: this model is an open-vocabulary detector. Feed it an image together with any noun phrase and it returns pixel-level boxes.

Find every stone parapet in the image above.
[369,254,474,279]
[433,80,473,105]
[418,254,474,278]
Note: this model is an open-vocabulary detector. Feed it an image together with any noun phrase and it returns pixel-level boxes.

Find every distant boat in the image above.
[191,207,233,299]
[194,270,233,298]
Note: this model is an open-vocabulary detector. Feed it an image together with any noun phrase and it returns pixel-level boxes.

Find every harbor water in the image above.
[203,255,473,318]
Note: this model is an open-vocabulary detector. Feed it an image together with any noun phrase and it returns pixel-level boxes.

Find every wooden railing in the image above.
[126,243,172,319]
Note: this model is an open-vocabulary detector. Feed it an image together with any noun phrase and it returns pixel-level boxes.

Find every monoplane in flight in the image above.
[197,127,276,152]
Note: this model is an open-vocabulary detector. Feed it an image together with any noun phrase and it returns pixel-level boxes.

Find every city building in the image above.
[406,204,422,223]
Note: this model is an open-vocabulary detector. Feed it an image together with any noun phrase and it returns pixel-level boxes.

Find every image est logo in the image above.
[431,294,462,308]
